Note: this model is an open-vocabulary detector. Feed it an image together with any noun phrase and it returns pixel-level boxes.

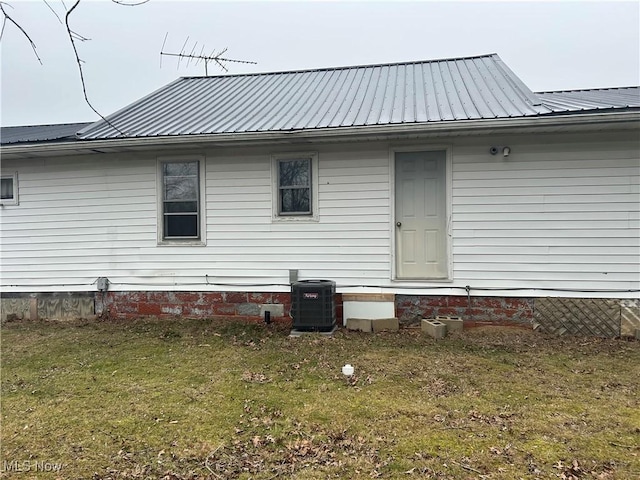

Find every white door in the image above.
[395,151,448,279]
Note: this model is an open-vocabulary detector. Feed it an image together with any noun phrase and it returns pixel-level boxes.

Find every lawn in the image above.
[1,318,638,479]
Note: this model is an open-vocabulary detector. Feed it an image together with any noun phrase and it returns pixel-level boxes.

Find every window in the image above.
[0,173,18,205]
[272,153,318,220]
[158,159,204,243]
[279,158,311,214]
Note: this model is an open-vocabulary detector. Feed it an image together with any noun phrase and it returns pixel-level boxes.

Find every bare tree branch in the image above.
[111,0,150,6]
[64,0,124,134]
[6,0,250,134]
[70,29,89,42]
[0,2,43,64]
[43,0,63,24]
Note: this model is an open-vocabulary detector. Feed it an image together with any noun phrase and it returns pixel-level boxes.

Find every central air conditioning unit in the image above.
[291,280,336,332]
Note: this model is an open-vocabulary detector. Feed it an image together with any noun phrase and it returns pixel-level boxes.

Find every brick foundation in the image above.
[100,291,344,325]
[395,294,534,326]
[100,291,533,326]
[5,291,633,337]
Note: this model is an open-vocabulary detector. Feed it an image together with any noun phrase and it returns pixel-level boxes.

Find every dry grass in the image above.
[1,318,639,479]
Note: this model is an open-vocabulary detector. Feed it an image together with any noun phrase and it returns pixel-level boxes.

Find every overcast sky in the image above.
[1,1,638,126]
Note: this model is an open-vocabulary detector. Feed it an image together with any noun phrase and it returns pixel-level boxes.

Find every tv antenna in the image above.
[160,33,256,76]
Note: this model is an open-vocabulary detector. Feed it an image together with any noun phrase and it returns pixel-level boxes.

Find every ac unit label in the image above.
[303,292,319,299]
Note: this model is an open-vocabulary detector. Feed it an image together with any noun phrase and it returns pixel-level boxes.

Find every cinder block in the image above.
[421,319,447,339]
[371,317,399,332]
[346,318,372,333]
[260,304,284,317]
[436,315,463,333]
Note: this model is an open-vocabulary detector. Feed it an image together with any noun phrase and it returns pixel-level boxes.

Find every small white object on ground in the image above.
[342,364,354,377]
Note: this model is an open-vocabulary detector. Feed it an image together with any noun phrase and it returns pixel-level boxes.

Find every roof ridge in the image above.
[179,53,500,80]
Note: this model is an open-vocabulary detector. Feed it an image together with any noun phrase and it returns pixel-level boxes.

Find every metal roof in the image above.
[536,86,640,112]
[5,57,638,146]
[0,122,91,145]
[78,53,558,140]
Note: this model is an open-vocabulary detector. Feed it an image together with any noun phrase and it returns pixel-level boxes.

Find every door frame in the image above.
[389,144,453,282]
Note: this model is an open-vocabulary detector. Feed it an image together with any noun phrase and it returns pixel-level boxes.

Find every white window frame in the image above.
[0,172,19,206]
[157,156,206,246]
[271,152,319,222]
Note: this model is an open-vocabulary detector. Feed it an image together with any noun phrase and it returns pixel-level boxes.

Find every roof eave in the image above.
[3,111,639,158]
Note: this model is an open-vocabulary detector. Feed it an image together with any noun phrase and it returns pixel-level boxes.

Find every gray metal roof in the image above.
[78,53,558,140]
[6,56,638,146]
[0,122,91,145]
[536,86,640,112]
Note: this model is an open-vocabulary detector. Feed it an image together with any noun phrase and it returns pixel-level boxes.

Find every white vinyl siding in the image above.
[206,148,390,284]
[1,131,638,298]
[451,134,639,293]
[0,157,157,288]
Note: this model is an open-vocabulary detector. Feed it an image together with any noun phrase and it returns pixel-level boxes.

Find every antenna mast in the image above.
[160,33,256,75]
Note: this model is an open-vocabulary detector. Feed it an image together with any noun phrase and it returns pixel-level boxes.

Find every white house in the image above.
[1,53,639,336]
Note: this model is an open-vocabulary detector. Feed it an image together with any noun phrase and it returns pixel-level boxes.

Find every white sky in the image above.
[1,0,638,126]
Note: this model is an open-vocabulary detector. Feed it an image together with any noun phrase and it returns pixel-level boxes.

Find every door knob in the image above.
[396,222,402,227]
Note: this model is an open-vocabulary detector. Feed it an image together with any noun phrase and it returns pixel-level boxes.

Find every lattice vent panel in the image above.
[533,298,620,337]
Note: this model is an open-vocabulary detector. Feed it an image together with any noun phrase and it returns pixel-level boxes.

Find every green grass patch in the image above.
[1,318,639,479]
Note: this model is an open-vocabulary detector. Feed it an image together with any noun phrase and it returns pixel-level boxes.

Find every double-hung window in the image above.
[0,173,18,205]
[159,159,204,243]
[272,153,318,220]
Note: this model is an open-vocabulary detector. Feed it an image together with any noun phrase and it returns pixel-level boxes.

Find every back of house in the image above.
[1,53,639,336]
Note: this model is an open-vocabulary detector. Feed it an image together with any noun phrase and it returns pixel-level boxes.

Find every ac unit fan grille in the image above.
[291,280,336,332]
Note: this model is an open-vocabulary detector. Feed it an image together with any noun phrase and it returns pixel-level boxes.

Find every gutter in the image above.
[2,111,639,156]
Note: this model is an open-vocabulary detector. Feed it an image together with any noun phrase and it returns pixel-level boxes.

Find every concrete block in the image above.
[342,300,395,326]
[421,319,447,339]
[260,304,284,317]
[346,318,372,333]
[237,303,260,316]
[436,315,463,333]
[371,317,399,332]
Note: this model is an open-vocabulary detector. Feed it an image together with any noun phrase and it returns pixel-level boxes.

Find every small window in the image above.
[279,158,311,214]
[0,173,18,205]
[159,159,203,242]
[272,153,318,220]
